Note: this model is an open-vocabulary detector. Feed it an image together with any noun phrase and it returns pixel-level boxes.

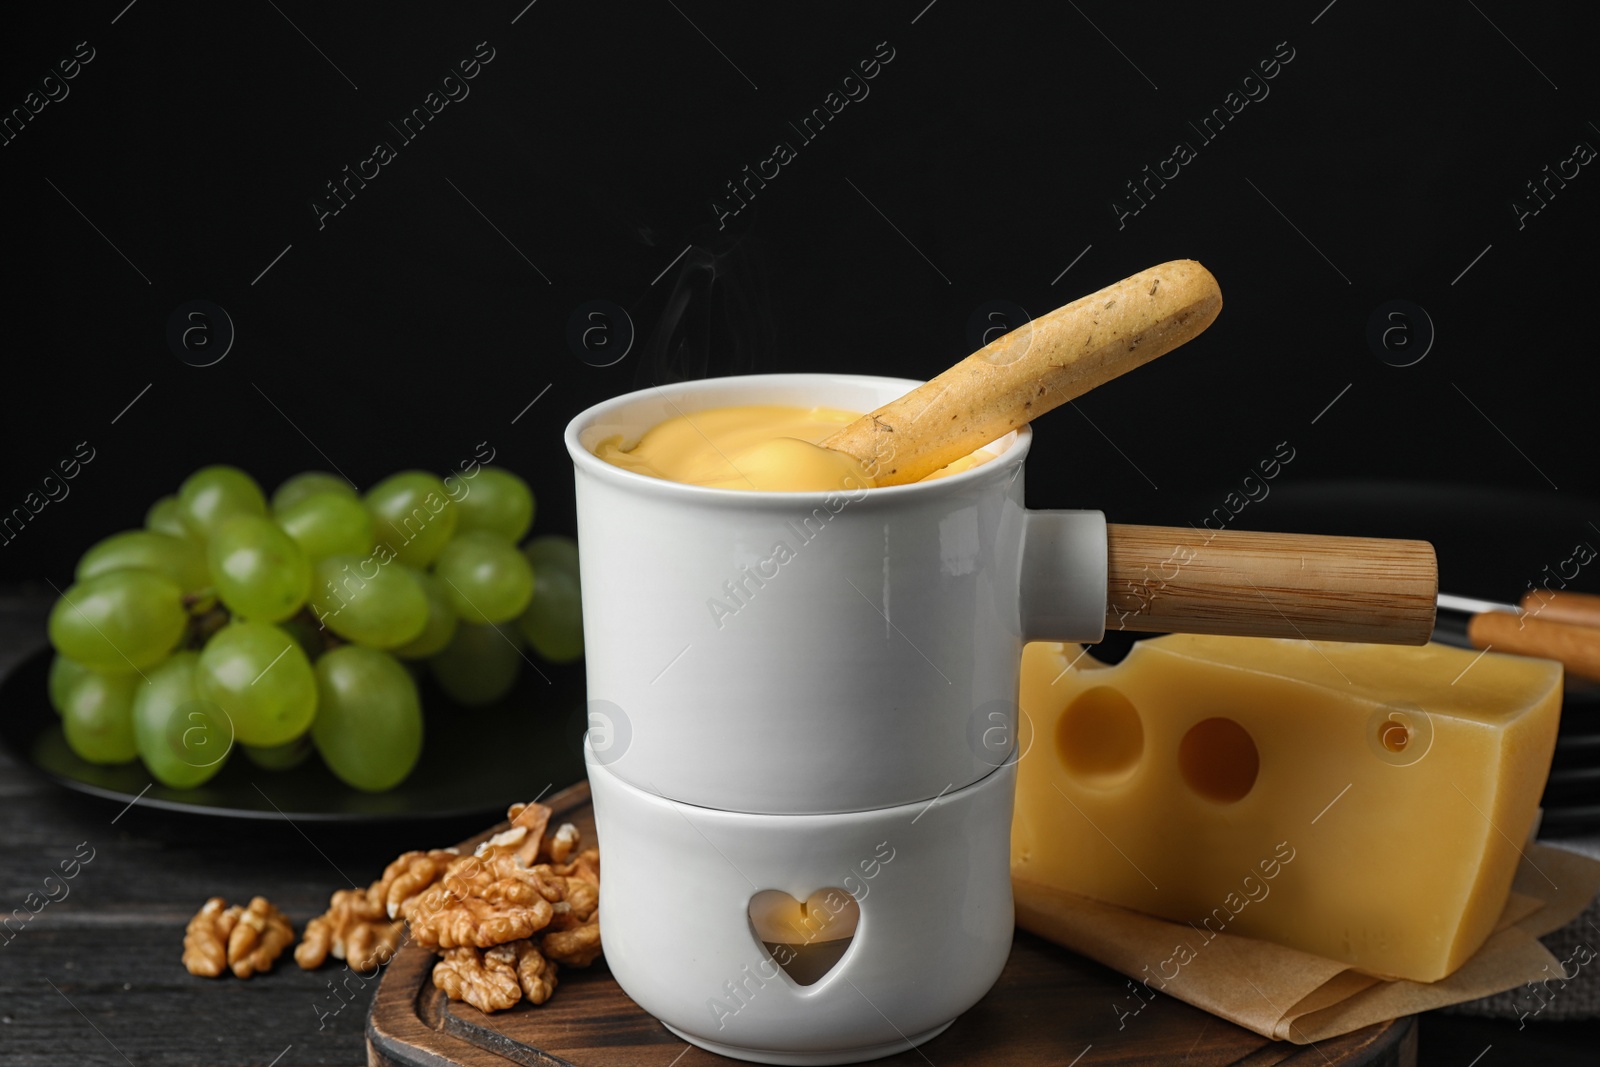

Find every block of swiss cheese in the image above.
[1011,635,1562,983]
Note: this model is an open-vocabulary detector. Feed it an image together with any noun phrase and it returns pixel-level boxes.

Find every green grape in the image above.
[271,471,357,512]
[48,654,95,715]
[61,669,139,764]
[48,571,187,671]
[241,735,313,771]
[145,495,191,539]
[207,516,311,622]
[76,529,211,595]
[455,467,535,542]
[523,534,579,577]
[274,492,373,562]
[312,646,423,791]
[364,471,458,567]
[132,651,233,787]
[391,569,459,659]
[177,465,267,540]
[433,531,535,624]
[307,554,428,649]
[196,621,317,746]
[518,535,582,661]
[519,563,584,663]
[431,622,522,706]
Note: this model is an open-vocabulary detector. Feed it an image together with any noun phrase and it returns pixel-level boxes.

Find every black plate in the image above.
[0,645,588,825]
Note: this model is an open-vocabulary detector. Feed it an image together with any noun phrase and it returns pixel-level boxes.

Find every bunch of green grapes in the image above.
[46,463,583,793]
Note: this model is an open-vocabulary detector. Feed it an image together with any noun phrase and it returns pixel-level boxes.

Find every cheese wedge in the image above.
[1011,635,1562,982]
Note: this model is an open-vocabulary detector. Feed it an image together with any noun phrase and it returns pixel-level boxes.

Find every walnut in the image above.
[547,878,598,932]
[183,897,241,977]
[482,851,568,904]
[405,845,566,950]
[500,800,586,867]
[227,897,294,978]
[541,919,601,968]
[541,823,581,864]
[507,800,551,830]
[431,940,558,1013]
[183,896,294,978]
[408,884,554,950]
[506,800,553,864]
[510,940,558,1004]
[552,846,599,887]
[374,848,459,919]
[432,945,523,1014]
[476,825,529,856]
[295,886,405,971]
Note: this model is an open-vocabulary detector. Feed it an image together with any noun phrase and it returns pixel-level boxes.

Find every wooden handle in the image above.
[1519,590,1600,629]
[1469,611,1600,682]
[822,261,1222,486]
[1104,524,1437,644]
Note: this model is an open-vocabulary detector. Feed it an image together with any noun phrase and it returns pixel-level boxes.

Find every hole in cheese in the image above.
[1057,686,1144,784]
[1178,717,1260,803]
[1366,701,1435,767]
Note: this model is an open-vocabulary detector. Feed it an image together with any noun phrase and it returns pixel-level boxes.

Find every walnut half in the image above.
[432,944,523,1013]
[183,896,294,978]
[431,940,559,1013]
[295,887,405,972]
[405,845,565,950]
[511,940,559,1004]
[541,919,601,968]
[183,897,239,977]
[374,848,459,919]
[228,897,295,978]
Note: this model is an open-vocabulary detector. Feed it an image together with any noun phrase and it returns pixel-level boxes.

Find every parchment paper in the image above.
[1014,842,1600,1043]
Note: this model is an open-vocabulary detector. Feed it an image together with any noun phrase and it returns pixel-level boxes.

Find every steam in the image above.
[634,240,773,387]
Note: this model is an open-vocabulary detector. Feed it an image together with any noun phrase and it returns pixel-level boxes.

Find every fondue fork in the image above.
[1438,591,1600,682]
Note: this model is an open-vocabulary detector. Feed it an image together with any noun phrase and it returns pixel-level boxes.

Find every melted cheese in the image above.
[592,404,992,491]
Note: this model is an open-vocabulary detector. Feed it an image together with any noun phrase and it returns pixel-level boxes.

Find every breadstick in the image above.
[822,260,1222,486]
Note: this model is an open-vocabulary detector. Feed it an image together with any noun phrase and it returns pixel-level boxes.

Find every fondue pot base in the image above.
[586,741,1016,1064]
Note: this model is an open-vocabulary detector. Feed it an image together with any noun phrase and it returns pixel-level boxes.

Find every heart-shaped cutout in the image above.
[748,888,860,986]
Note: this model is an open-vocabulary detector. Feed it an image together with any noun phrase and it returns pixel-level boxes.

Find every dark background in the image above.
[3,5,1600,1065]
[2,0,1598,596]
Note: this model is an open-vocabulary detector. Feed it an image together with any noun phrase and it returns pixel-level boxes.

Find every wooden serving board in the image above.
[367,781,1416,1067]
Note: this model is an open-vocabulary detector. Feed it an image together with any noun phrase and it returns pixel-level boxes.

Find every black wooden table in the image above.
[2,591,1598,1067]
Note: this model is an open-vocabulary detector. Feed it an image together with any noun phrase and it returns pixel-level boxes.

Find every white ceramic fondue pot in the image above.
[566,373,1105,815]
